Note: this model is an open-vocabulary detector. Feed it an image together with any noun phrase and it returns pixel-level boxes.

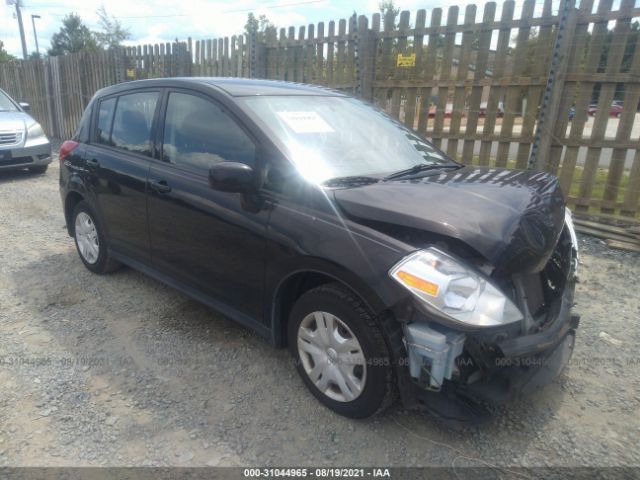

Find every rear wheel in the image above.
[28,164,48,174]
[288,282,396,418]
[72,201,121,274]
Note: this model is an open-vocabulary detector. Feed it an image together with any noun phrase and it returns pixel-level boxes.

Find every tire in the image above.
[28,164,48,174]
[288,282,397,418]
[71,200,121,274]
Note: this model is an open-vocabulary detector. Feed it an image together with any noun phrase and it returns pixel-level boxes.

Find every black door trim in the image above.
[109,249,273,342]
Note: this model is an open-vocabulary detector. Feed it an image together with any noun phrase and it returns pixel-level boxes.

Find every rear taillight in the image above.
[59,140,79,164]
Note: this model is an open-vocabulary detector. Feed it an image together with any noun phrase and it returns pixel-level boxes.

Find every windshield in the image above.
[0,90,19,112]
[241,96,454,183]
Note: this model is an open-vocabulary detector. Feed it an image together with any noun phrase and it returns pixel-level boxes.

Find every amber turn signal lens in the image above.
[396,270,439,296]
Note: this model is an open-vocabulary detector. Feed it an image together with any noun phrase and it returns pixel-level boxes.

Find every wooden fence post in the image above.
[252,32,267,79]
[179,42,192,76]
[114,47,126,83]
[528,0,578,171]
[49,57,61,139]
[42,58,56,138]
[356,15,374,102]
[248,32,257,78]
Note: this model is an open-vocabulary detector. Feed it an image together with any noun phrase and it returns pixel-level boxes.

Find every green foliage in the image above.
[572,21,639,103]
[94,5,130,49]
[617,20,638,72]
[379,0,400,28]
[0,41,17,63]
[586,20,639,73]
[244,13,276,42]
[48,13,98,56]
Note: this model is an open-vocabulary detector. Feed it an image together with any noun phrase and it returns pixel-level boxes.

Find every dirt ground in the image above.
[0,144,639,471]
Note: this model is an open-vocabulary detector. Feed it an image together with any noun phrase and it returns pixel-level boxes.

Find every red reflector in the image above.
[59,140,79,163]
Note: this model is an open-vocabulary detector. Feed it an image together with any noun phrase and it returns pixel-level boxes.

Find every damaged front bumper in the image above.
[460,281,579,405]
[401,284,578,406]
[398,220,580,415]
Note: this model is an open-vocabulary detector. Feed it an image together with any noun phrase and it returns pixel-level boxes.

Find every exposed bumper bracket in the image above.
[497,278,579,358]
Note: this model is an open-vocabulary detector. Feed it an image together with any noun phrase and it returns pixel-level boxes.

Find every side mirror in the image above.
[19,102,30,112]
[209,162,255,193]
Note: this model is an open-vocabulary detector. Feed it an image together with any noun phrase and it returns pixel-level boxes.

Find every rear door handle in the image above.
[149,179,171,194]
[86,158,99,168]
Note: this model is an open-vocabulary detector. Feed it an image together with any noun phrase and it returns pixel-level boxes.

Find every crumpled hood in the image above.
[333,166,566,274]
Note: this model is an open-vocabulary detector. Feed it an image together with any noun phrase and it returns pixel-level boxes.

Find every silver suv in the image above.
[0,88,51,174]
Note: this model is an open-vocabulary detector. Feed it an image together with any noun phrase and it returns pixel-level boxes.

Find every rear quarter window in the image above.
[73,101,94,142]
[96,97,116,145]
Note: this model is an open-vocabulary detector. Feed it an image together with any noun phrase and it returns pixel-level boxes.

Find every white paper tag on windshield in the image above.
[276,111,334,134]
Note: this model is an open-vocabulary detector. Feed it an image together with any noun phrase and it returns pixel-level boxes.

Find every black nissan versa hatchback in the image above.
[59,78,579,421]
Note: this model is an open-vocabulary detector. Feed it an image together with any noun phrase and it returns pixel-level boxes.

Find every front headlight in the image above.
[390,248,523,327]
[26,122,45,141]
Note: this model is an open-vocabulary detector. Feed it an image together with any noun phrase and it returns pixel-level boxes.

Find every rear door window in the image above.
[108,91,159,157]
[161,92,255,173]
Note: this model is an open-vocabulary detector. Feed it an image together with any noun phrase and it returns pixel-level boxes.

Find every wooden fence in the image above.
[1,0,639,221]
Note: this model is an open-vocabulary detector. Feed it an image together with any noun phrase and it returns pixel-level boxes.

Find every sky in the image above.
[0,0,610,58]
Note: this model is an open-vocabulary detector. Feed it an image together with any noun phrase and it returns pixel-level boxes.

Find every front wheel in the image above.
[288,283,396,418]
[72,201,121,274]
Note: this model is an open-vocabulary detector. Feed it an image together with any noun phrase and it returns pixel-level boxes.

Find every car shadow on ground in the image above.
[5,248,569,466]
[0,168,48,184]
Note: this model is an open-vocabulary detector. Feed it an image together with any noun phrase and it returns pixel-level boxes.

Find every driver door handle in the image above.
[149,179,172,194]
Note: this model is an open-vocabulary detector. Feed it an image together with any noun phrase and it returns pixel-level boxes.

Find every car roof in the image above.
[95,77,344,98]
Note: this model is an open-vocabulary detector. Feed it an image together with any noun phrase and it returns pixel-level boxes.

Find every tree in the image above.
[378,0,400,28]
[244,13,276,42]
[574,20,639,103]
[28,51,43,60]
[0,41,16,63]
[94,5,130,49]
[48,14,98,56]
[611,20,638,73]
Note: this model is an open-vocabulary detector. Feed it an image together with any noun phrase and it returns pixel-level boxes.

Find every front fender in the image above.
[267,255,411,347]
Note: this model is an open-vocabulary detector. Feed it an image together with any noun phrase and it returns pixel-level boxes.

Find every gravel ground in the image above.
[0,141,639,470]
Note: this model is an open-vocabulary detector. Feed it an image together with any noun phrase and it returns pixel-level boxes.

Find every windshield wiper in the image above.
[383,163,461,181]
[322,176,380,187]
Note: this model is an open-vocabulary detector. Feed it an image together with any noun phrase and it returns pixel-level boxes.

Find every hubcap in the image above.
[74,212,100,264]
[297,311,367,402]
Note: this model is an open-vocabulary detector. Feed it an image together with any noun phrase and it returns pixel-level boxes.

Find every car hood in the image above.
[0,111,32,131]
[332,166,566,274]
